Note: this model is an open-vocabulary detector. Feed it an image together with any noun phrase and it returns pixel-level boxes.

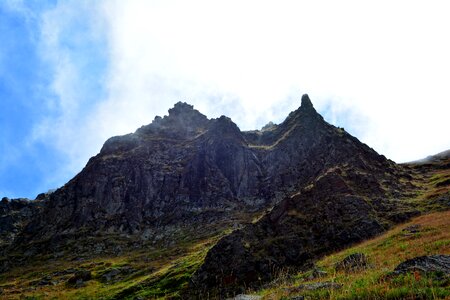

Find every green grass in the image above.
[0,236,218,300]
[257,210,450,299]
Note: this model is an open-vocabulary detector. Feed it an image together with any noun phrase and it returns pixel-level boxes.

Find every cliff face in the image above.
[0,198,43,249]
[191,168,417,295]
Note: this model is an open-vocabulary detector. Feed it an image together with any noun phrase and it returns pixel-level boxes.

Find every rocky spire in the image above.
[299,94,316,113]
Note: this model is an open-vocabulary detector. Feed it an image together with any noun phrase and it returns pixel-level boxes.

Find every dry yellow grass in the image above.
[259,211,450,300]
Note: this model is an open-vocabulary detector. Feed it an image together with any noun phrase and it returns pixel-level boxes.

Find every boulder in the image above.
[402,224,421,235]
[335,253,369,272]
[228,295,262,300]
[67,270,92,287]
[393,255,450,275]
[290,281,342,291]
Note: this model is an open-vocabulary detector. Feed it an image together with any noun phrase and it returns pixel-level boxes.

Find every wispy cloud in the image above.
[3,0,450,198]
[30,1,109,180]
[95,0,449,162]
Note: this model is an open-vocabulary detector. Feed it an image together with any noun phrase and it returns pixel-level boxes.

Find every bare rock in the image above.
[335,253,369,272]
[67,270,92,287]
[288,281,342,292]
[393,255,450,275]
[228,295,262,300]
[402,224,422,235]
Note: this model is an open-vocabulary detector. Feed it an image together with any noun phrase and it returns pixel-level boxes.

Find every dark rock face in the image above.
[191,168,408,294]
[20,102,266,247]
[67,270,92,287]
[0,198,43,247]
[295,281,342,291]
[393,255,450,275]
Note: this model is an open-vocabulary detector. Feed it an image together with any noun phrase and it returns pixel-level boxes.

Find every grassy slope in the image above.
[0,236,220,299]
[1,211,448,299]
[252,156,450,299]
[257,210,450,299]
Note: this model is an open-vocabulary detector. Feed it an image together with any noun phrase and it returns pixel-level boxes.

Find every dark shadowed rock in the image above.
[100,266,135,283]
[228,295,262,300]
[306,268,328,280]
[191,168,412,294]
[393,255,450,275]
[402,224,422,235]
[295,281,342,291]
[335,253,369,272]
[67,270,92,287]
[0,198,43,249]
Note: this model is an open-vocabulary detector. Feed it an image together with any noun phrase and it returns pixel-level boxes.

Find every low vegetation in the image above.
[255,210,450,299]
[0,236,219,299]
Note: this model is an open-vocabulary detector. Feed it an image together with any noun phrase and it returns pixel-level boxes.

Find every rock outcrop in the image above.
[393,255,450,275]
[0,197,43,247]
[191,167,415,295]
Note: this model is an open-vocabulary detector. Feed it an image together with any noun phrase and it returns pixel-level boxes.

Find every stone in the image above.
[0,197,43,245]
[307,268,328,280]
[393,255,450,275]
[402,224,421,235]
[100,266,134,283]
[290,282,342,292]
[335,253,369,272]
[101,268,121,282]
[228,295,262,300]
[67,270,92,287]
[304,282,342,290]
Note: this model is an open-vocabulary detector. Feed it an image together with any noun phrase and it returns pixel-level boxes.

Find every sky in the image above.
[1,0,449,199]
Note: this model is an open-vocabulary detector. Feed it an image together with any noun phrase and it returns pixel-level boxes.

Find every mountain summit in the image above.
[300,93,315,111]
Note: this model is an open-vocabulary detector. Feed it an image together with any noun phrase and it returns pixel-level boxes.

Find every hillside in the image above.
[0,163,447,299]
[256,210,450,299]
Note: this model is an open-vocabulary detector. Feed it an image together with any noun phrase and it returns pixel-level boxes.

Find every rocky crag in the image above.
[1,95,423,294]
[0,197,43,248]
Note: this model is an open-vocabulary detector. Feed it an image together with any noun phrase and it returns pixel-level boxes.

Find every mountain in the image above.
[0,95,447,298]
[9,96,406,252]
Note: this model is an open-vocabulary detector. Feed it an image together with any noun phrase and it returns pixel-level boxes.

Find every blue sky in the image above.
[0,0,107,198]
[1,1,56,198]
[1,1,449,199]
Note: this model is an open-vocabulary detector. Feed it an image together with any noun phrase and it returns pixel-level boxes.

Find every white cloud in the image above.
[30,0,109,183]
[93,0,449,162]
[33,0,450,191]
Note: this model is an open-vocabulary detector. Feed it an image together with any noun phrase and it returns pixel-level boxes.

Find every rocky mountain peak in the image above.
[210,115,241,135]
[135,102,209,138]
[298,93,317,115]
[301,93,313,108]
[166,101,208,124]
[168,101,195,116]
